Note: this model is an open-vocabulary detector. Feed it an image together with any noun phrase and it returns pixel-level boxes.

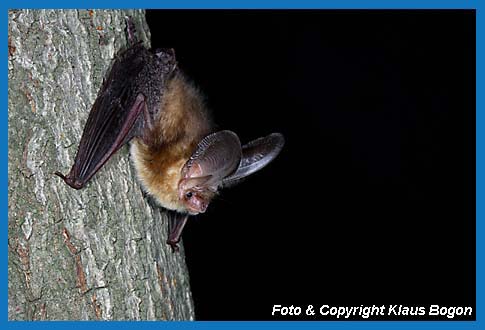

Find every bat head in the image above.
[177,130,245,215]
[178,176,217,215]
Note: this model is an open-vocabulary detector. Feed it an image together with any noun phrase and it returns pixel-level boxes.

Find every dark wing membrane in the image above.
[56,44,151,189]
[222,133,284,187]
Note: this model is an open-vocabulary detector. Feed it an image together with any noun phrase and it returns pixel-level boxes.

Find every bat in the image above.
[55,19,284,251]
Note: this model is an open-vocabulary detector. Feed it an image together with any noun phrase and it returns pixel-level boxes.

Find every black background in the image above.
[146,10,475,320]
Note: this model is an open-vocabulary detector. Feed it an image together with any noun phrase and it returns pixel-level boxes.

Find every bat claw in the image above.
[54,171,84,190]
[54,171,67,180]
[167,239,180,253]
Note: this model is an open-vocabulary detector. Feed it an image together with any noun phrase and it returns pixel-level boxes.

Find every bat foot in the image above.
[167,213,188,253]
[167,239,180,253]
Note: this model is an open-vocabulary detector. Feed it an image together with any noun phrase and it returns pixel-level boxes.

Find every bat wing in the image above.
[56,43,166,189]
[222,133,285,187]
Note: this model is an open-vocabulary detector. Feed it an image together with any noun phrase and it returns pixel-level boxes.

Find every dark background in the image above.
[146,10,475,320]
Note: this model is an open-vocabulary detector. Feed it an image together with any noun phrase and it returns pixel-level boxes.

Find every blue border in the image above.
[1,0,482,9]
[3,0,481,329]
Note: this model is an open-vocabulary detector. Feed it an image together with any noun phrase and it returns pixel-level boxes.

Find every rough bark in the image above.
[8,9,194,321]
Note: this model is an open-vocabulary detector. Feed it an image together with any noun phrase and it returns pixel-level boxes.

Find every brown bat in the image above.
[55,20,284,251]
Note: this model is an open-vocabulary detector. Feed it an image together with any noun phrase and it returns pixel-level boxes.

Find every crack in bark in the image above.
[21,128,34,178]
[91,292,102,319]
[8,36,16,57]
[156,262,165,296]
[63,227,88,294]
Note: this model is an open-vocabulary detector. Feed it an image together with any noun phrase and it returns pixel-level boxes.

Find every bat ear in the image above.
[222,133,285,187]
[182,130,242,186]
[178,175,215,197]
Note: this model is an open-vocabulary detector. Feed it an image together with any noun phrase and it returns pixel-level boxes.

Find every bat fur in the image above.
[130,72,214,213]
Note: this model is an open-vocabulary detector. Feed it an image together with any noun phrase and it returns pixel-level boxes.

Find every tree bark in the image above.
[8,9,195,320]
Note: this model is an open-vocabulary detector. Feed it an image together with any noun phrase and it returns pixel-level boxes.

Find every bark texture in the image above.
[8,9,195,320]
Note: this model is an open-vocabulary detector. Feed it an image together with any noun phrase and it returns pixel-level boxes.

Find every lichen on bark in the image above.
[8,9,194,320]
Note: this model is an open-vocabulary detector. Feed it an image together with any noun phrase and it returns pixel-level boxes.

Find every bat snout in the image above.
[188,199,208,214]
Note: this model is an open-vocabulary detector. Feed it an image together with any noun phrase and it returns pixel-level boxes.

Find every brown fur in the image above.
[130,72,213,212]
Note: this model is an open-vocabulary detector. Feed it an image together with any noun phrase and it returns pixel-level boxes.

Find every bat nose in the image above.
[187,198,208,214]
[199,201,208,213]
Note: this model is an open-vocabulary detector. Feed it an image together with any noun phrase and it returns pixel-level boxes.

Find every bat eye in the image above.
[185,192,193,199]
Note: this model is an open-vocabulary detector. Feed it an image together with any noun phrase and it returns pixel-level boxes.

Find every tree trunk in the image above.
[8,9,195,321]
